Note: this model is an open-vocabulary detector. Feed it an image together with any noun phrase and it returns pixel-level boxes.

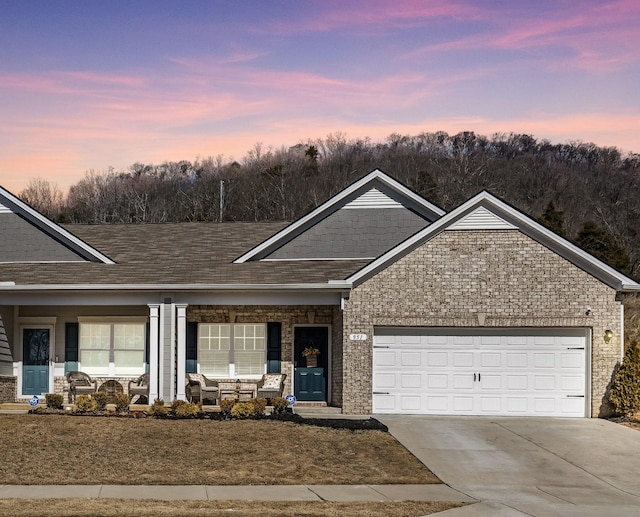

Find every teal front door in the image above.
[22,328,50,395]
[294,327,328,401]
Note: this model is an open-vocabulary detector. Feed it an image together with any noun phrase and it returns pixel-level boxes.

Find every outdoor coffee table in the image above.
[220,388,255,401]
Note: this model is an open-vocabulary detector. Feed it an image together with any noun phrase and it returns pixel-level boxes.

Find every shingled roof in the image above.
[0,222,369,287]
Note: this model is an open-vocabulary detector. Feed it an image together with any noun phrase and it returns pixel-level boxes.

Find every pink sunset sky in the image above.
[1,0,639,194]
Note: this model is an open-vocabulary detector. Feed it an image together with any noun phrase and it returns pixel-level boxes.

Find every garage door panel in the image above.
[426,395,448,411]
[480,374,502,390]
[427,351,448,367]
[427,373,448,389]
[374,350,397,367]
[561,376,584,391]
[534,353,556,368]
[400,373,422,389]
[480,352,502,367]
[506,397,528,412]
[401,351,421,366]
[453,352,474,367]
[374,373,397,389]
[561,353,583,368]
[507,353,528,367]
[452,396,474,411]
[507,375,528,390]
[400,396,421,411]
[453,374,474,389]
[373,328,587,417]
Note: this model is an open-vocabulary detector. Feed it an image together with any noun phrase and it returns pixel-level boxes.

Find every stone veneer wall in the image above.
[188,305,339,405]
[331,305,344,407]
[0,375,16,403]
[341,230,623,416]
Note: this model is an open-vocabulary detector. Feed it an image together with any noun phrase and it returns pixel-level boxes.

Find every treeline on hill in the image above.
[19,131,640,280]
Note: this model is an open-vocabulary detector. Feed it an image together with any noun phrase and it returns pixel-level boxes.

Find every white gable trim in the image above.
[233,169,445,263]
[345,191,640,291]
[448,206,516,230]
[0,202,11,214]
[0,186,115,264]
[342,188,404,209]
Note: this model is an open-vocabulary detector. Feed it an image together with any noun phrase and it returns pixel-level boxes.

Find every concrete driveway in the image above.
[378,416,640,516]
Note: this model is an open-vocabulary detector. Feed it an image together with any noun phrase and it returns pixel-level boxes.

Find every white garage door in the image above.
[373,328,588,417]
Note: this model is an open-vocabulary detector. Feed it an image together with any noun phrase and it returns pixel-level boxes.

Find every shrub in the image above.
[114,393,131,413]
[171,399,188,414]
[270,397,289,415]
[219,398,236,417]
[147,399,169,417]
[609,342,640,417]
[45,393,63,410]
[250,397,267,416]
[231,401,256,419]
[74,394,96,413]
[175,401,201,418]
[92,392,108,411]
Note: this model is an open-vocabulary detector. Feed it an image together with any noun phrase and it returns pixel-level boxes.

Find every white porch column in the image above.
[176,304,188,401]
[147,304,160,402]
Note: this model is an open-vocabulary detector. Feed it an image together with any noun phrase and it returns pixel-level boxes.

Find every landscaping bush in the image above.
[270,397,289,415]
[114,393,131,413]
[609,341,640,417]
[171,399,188,413]
[174,401,201,418]
[250,397,267,416]
[230,401,255,419]
[45,393,63,410]
[74,394,96,413]
[219,398,236,417]
[92,392,108,411]
[147,399,169,417]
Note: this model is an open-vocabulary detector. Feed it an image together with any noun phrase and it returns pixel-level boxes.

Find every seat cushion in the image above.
[262,374,282,390]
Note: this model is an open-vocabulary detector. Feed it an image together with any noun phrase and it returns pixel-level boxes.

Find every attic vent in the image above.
[449,206,517,230]
[343,188,403,209]
[0,202,12,214]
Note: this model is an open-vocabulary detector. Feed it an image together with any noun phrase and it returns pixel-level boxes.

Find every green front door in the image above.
[22,328,50,395]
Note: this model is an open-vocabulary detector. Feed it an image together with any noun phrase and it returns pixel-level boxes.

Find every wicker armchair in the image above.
[256,373,287,400]
[66,371,96,403]
[128,373,149,403]
[187,373,220,404]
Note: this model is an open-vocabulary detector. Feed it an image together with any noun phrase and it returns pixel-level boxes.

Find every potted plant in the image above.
[303,345,320,367]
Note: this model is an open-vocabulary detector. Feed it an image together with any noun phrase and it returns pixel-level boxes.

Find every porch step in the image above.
[292,404,342,416]
[0,403,31,414]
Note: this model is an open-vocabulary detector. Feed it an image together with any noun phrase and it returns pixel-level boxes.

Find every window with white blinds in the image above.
[79,322,145,376]
[198,323,266,378]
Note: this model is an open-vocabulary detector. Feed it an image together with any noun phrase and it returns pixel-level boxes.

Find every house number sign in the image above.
[349,333,367,341]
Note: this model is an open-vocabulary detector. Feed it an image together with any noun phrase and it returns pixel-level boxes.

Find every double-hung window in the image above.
[78,317,146,376]
[198,323,265,378]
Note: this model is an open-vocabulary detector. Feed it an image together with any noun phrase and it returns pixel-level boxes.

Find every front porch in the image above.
[0,301,346,410]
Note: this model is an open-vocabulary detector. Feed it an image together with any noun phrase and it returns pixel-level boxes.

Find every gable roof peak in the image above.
[0,185,115,264]
[234,168,445,263]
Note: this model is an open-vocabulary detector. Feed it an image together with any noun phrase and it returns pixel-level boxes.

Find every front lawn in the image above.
[0,414,439,485]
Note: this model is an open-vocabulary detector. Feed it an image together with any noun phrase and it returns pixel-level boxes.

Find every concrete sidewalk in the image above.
[0,483,476,503]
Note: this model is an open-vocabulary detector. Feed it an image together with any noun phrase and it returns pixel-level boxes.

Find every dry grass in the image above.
[0,414,438,485]
[0,499,464,517]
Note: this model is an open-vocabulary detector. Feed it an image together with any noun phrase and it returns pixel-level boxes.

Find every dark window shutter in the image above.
[267,322,282,373]
[65,322,79,374]
[186,322,198,373]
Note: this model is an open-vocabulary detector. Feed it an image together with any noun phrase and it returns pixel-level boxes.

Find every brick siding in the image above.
[0,375,16,403]
[341,230,622,416]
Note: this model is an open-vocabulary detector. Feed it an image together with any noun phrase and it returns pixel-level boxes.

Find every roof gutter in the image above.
[0,282,353,292]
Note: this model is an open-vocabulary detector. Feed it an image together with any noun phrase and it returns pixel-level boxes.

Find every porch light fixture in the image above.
[603,330,614,344]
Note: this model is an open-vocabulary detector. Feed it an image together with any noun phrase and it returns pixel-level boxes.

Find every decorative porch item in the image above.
[303,345,320,368]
